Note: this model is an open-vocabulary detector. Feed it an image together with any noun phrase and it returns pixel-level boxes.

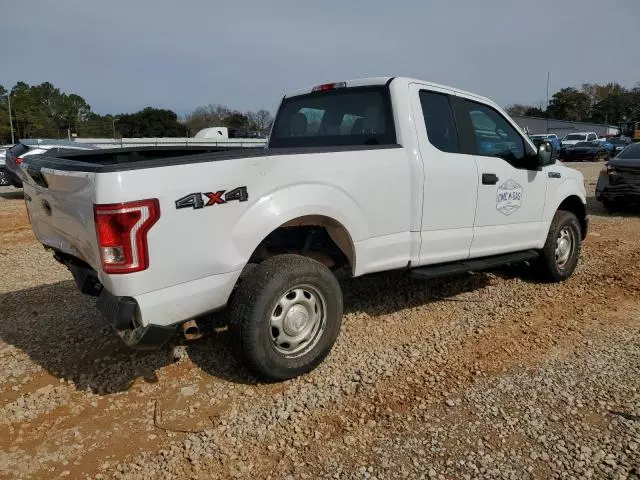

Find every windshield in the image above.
[564,134,586,141]
[269,86,396,148]
[616,144,639,158]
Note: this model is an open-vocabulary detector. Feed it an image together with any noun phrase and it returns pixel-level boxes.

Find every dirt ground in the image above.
[0,163,638,480]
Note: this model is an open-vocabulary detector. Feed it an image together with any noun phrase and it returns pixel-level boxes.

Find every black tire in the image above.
[536,210,582,282]
[228,254,343,381]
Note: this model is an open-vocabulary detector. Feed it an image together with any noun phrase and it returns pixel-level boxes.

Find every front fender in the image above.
[542,174,587,239]
[546,177,586,217]
[231,183,367,266]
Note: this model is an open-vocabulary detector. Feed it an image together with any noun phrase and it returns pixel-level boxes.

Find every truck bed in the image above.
[23,145,268,173]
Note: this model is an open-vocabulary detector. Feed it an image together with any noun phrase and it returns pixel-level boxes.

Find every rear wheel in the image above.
[535,210,581,282]
[228,254,343,380]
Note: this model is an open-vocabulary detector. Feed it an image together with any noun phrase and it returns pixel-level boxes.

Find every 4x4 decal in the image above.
[175,187,248,210]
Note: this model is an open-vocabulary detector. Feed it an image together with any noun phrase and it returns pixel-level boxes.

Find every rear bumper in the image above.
[96,289,177,350]
[60,255,176,349]
[57,252,241,349]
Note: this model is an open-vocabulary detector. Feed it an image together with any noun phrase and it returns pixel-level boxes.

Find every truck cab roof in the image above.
[285,76,495,106]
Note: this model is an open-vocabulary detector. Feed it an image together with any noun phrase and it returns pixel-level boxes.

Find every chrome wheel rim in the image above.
[270,285,326,358]
[555,226,573,268]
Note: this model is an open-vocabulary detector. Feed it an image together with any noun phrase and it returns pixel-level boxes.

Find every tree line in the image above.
[0,81,274,144]
[506,82,640,124]
[2,80,638,144]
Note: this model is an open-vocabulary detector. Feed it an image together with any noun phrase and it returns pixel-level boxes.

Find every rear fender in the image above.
[231,184,367,271]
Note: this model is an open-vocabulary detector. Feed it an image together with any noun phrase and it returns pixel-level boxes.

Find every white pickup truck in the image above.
[22,77,588,380]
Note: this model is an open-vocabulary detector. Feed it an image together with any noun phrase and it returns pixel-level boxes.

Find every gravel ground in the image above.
[0,163,639,480]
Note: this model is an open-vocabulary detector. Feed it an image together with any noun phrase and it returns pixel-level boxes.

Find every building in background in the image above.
[512,115,619,137]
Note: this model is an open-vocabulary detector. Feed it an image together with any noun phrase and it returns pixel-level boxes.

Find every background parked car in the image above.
[0,144,14,186]
[596,137,614,155]
[561,132,598,150]
[595,142,640,211]
[559,141,609,162]
[607,136,633,155]
[5,140,99,188]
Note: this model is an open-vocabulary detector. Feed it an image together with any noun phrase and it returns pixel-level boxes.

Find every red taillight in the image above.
[15,156,24,165]
[94,199,160,274]
[312,81,346,92]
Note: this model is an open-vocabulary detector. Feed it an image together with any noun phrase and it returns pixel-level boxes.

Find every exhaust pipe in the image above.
[181,319,203,340]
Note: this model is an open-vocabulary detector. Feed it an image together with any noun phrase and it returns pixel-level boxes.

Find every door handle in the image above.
[482,173,499,185]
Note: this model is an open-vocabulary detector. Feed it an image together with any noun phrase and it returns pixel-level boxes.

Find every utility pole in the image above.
[7,89,15,144]
[546,72,550,133]
[112,118,116,139]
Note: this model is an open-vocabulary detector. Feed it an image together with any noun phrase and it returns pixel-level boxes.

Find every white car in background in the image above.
[0,145,13,186]
[561,132,598,149]
[5,140,98,188]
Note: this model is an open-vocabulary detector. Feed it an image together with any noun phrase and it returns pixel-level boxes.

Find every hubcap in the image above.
[555,226,573,268]
[270,286,326,358]
[283,305,310,336]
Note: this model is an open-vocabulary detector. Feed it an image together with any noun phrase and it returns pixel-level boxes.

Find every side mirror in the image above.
[537,141,554,167]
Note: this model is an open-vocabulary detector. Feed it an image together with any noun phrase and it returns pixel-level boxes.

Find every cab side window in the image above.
[419,91,459,153]
[587,133,597,141]
[462,100,531,167]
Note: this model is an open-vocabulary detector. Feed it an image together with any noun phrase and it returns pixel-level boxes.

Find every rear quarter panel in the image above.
[97,148,412,297]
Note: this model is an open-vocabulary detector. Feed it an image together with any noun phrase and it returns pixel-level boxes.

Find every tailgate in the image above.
[22,163,99,269]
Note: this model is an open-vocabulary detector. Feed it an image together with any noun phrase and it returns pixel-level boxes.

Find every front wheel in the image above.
[228,254,343,380]
[535,210,582,282]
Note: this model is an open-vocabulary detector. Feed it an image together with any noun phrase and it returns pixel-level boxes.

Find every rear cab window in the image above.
[418,91,459,153]
[269,86,396,148]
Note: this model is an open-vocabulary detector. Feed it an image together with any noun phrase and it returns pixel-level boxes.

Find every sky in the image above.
[3,0,639,116]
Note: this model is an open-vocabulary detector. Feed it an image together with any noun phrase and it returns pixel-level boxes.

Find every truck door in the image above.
[453,98,548,257]
[409,84,479,265]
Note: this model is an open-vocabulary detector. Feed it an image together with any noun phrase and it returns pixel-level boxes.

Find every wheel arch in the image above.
[248,214,357,272]
[231,184,367,273]
[557,195,587,240]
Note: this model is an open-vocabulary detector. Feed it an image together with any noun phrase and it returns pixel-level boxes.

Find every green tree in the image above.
[0,85,11,143]
[224,111,250,130]
[590,91,631,124]
[184,104,231,135]
[506,104,533,116]
[246,109,274,133]
[547,88,591,121]
[117,107,187,137]
[10,82,46,138]
[523,106,547,117]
